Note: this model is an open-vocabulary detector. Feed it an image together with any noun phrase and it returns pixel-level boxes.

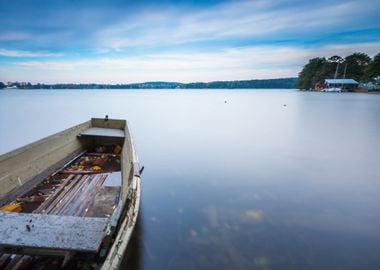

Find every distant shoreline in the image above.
[1,78,297,90]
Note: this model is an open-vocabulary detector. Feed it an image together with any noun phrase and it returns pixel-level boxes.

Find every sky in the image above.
[0,0,379,83]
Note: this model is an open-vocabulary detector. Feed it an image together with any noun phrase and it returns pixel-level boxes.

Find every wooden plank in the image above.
[34,174,75,213]
[60,175,93,216]
[0,212,108,253]
[81,175,108,217]
[80,127,125,138]
[52,175,91,216]
[91,118,126,129]
[43,175,82,214]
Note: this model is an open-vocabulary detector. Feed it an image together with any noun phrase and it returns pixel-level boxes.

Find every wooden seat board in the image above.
[80,127,125,138]
[0,212,108,253]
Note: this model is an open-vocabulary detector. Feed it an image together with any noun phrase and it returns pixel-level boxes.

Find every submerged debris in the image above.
[254,256,271,269]
[244,210,263,221]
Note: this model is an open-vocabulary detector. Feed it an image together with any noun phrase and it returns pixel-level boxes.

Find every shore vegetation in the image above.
[297,52,380,89]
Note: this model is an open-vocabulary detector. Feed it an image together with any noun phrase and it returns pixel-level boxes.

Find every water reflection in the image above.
[1,90,380,270]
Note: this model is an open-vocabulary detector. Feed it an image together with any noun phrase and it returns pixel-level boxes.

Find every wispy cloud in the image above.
[96,0,380,50]
[0,0,379,82]
[4,42,379,83]
[0,48,63,58]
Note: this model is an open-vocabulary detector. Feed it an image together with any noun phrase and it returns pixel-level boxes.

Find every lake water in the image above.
[1,89,380,270]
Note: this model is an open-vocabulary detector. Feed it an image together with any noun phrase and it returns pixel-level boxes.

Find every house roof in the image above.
[325,79,358,84]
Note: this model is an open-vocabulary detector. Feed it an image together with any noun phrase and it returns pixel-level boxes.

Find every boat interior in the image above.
[0,118,136,269]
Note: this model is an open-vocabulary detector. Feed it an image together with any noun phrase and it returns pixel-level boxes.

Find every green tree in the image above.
[343,53,371,82]
[366,53,380,81]
[297,57,329,89]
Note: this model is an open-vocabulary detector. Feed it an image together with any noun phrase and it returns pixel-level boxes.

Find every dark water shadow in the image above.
[121,213,143,269]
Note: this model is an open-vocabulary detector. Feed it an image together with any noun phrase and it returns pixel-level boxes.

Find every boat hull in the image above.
[0,118,141,269]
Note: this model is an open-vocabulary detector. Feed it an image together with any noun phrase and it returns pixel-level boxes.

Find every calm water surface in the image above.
[0,90,379,270]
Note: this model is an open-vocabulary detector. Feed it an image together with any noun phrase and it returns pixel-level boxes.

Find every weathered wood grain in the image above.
[0,212,108,253]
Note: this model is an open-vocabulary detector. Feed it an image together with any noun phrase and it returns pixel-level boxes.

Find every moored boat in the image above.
[0,117,141,269]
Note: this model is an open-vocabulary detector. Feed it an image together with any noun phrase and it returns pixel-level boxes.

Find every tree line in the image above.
[0,78,297,89]
[297,52,380,89]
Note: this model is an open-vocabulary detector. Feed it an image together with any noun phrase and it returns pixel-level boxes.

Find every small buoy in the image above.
[283,104,287,107]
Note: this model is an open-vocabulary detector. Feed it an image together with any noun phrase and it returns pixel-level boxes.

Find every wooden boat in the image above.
[0,117,141,269]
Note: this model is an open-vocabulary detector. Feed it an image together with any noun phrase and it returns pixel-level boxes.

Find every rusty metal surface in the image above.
[0,212,108,252]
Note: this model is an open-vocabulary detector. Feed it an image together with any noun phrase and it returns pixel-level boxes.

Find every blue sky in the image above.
[0,0,379,83]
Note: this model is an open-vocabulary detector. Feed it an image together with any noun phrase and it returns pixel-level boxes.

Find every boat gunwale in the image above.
[101,120,141,270]
[0,121,91,163]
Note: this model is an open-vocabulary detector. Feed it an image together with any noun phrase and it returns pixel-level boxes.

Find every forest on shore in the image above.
[297,52,380,89]
[0,78,297,90]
